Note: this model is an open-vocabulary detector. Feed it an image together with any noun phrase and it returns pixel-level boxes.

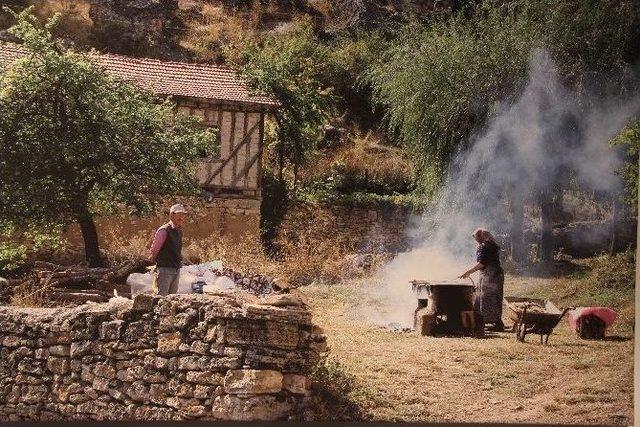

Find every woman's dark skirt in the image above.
[474,265,504,324]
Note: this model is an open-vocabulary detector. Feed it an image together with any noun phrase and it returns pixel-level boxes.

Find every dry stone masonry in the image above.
[0,292,326,421]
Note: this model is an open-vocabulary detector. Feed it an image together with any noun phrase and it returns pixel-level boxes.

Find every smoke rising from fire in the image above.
[366,49,640,328]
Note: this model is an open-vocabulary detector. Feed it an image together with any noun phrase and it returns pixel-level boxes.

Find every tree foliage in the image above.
[365,0,640,196]
[536,0,640,89]
[612,120,640,209]
[0,8,215,266]
[225,18,336,185]
[365,3,540,195]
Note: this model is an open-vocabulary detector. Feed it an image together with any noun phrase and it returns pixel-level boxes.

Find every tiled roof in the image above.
[0,42,278,108]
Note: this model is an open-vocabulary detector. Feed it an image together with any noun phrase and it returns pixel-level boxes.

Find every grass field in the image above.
[305,257,635,424]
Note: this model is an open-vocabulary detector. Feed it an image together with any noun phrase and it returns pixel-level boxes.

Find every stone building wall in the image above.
[65,196,261,250]
[328,204,414,253]
[0,293,326,421]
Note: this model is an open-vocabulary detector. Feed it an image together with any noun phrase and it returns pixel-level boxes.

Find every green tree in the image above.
[365,0,640,197]
[0,9,215,266]
[365,3,541,196]
[327,30,388,132]
[225,18,336,187]
[365,0,639,262]
[612,120,640,210]
[533,0,640,89]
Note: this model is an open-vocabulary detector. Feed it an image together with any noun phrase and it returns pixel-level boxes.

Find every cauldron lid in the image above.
[410,280,474,287]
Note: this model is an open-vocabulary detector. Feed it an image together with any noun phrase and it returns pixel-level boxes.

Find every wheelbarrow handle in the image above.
[558,306,576,321]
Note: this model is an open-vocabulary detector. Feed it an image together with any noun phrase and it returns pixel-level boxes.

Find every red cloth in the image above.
[568,307,618,330]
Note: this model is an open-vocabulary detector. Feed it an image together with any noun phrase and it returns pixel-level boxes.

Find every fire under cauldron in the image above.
[410,280,481,336]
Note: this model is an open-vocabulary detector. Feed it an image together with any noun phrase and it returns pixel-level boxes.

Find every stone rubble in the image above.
[0,292,326,421]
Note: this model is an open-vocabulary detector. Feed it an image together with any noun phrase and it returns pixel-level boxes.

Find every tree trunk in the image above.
[278,140,285,185]
[275,115,285,186]
[539,195,554,263]
[609,196,622,255]
[77,212,102,267]
[292,163,299,190]
[510,196,525,264]
[551,187,566,222]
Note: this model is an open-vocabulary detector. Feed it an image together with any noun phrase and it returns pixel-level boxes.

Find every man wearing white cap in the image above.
[148,203,188,295]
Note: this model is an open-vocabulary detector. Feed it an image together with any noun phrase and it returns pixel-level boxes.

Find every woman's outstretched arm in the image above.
[458,262,485,279]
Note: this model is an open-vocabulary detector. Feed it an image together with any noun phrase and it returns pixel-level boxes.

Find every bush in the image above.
[307,355,364,421]
[589,250,636,290]
[0,242,27,273]
[611,120,640,210]
[0,222,67,276]
[327,32,387,131]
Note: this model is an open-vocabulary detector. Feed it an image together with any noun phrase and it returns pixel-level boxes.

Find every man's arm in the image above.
[149,228,167,263]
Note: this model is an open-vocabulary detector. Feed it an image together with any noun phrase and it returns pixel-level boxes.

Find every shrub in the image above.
[308,355,364,421]
[589,250,635,290]
[0,221,67,276]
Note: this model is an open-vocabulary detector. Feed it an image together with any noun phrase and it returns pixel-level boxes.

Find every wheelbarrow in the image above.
[504,296,573,344]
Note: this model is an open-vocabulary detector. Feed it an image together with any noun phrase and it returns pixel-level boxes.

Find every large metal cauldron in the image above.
[410,280,476,336]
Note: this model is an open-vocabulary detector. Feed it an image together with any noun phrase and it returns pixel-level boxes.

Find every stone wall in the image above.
[0,293,326,421]
[283,202,416,254]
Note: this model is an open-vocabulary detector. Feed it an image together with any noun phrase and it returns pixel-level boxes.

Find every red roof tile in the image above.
[0,41,278,108]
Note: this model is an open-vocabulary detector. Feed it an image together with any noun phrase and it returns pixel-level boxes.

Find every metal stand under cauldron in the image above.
[410,280,481,336]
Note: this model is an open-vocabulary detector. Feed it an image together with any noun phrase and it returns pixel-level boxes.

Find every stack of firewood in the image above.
[3,259,147,305]
[511,302,545,313]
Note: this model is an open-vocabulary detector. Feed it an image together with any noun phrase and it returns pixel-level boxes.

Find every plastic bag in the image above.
[127,272,154,297]
[203,276,236,294]
[126,260,224,297]
[177,270,198,293]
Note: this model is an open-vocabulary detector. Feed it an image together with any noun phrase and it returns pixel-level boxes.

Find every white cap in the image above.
[169,203,188,214]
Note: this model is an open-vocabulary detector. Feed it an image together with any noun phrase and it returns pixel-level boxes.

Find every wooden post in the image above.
[415,307,436,336]
[460,311,475,336]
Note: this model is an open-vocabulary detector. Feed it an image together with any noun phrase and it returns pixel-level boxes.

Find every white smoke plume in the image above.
[366,49,640,328]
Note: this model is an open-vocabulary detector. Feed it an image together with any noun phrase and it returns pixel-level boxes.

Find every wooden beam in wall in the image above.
[202,120,261,187]
[243,112,250,188]
[230,150,261,187]
[257,112,265,190]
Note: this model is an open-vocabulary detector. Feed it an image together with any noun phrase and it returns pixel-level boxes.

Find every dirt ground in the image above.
[305,271,635,424]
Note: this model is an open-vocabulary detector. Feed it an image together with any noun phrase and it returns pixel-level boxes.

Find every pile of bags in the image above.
[127,261,236,297]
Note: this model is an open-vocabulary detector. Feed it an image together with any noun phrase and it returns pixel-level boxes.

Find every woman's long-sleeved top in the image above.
[476,240,501,269]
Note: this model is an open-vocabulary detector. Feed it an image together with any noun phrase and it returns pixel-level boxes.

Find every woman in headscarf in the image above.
[459,228,505,331]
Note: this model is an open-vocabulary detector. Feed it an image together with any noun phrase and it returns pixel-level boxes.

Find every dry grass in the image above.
[301,131,414,195]
[102,207,383,287]
[9,275,59,308]
[304,266,635,424]
[275,205,362,285]
[340,133,414,189]
[179,4,256,62]
[179,0,296,62]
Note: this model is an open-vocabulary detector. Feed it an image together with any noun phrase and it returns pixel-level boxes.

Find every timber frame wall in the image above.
[175,96,274,199]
